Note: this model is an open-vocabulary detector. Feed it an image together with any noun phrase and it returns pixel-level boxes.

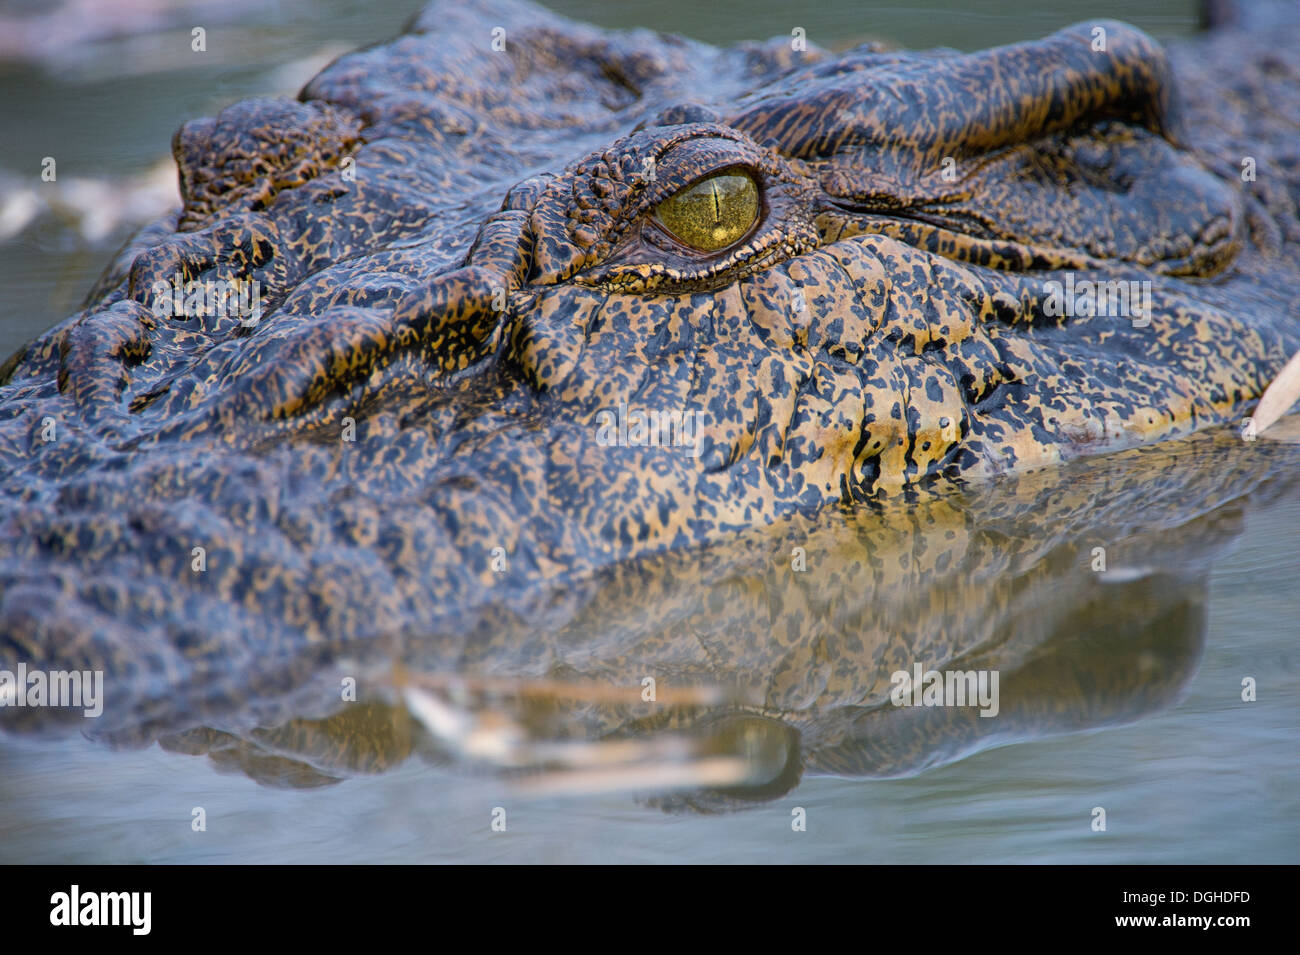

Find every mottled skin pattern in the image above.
[1,0,1298,790]
[138,430,1300,805]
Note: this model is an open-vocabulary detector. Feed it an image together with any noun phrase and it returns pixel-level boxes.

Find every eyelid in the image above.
[648,162,760,201]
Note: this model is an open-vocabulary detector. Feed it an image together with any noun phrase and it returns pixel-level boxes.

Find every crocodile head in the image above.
[1,0,1298,747]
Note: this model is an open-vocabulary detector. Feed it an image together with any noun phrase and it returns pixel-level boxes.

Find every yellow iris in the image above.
[653,171,758,252]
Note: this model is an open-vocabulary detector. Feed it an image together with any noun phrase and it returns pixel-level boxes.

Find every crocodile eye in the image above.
[653,170,759,253]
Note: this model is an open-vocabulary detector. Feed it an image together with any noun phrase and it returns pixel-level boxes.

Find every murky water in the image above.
[4,0,1298,864]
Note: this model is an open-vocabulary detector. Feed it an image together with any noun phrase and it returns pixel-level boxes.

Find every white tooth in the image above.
[1252,349,1300,436]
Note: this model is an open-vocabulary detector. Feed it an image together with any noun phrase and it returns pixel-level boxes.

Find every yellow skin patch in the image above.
[654,171,758,252]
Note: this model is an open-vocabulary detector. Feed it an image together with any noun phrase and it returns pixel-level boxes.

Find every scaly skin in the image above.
[1,0,1298,771]
[124,429,1300,804]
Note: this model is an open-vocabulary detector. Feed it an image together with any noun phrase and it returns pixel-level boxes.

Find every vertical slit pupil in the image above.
[652,170,759,253]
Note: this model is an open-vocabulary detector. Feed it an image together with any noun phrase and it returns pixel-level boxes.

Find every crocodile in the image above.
[1,0,1299,801]
[148,430,1300,808]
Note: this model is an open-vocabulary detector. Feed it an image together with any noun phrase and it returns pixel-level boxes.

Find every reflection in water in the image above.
[36,426,1287,812]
